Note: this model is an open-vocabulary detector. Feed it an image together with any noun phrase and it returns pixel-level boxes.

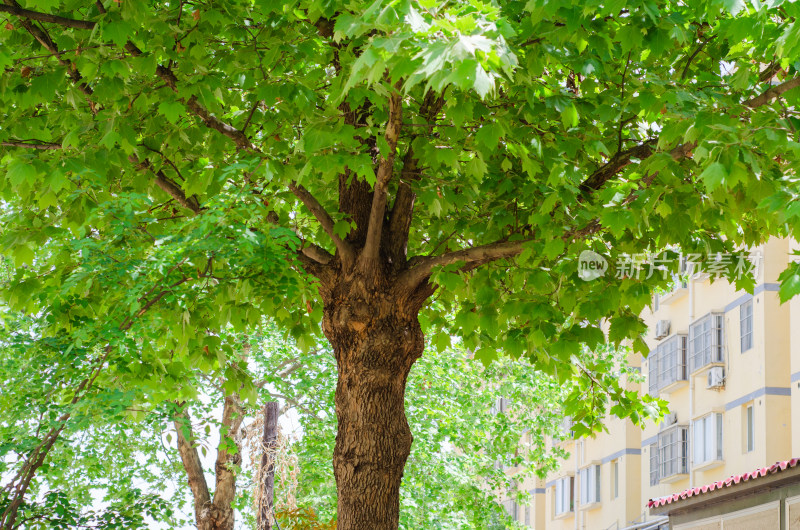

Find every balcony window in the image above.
[648,334,688,395]
[658,426,689,479]
[579,464,601,505]
[693,413,723,465]
[740,300,753,353]
[689,313,725,372]
[554,476,574,516]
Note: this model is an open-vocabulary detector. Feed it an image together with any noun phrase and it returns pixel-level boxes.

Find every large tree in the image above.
[2,0,800,528]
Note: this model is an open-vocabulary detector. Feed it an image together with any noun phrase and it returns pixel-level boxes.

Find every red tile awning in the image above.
[648,458,800,508]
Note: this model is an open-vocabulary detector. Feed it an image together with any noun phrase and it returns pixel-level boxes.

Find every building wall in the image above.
[790,241,800,460]
[642,240,793,508]
[537,240,797,530]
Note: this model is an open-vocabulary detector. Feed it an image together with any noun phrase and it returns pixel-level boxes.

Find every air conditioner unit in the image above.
[655,320,671,340]
[663,412,678,426]
[707,367,726,389]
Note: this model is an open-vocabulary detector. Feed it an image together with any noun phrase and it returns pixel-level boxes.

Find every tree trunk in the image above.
[257,401,279,530]
[175,392,243,530]
[322,282,425,530]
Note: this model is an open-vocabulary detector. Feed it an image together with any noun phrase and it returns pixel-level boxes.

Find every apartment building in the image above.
[502,238,797,529]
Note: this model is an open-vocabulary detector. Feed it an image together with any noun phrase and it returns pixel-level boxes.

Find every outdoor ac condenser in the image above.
[707,366,726,389]
[655,320,671,340]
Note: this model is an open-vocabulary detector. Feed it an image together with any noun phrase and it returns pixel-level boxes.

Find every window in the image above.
[612,460,619,499]
[693,413,723,465]
[503,498,518,521]
[745,405,754,453]
[659,426,689,479]
[740,300,753,353]
[554,476,574,516]
[689,313,725,372]
[648,334,688,395]
[649,443,659,486]
[524,505,530,525]
[579,464,601,504]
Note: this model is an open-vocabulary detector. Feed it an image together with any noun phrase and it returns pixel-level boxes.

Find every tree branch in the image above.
[129,155,203,214]
[3,0,94,100]
[289,182,354,268]
[387,91,445,266]
[1,141,61,150]
[211,392,244,520]
[123,42,255,151]
[578,76,800,195]
[361,89,403,264]
[174,409,212,527]
[0,3,96,30]
[401,74,800,294]
[300,244,333,265]
[744,76,800,108]
[579,140,657,193]
[398,238,531,292]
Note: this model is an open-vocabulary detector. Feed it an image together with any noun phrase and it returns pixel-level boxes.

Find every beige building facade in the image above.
[502,239,798,529]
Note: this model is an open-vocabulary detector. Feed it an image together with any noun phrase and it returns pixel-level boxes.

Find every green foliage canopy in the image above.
[2,0,800,524]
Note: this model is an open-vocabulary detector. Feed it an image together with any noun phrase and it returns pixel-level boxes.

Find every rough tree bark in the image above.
[257,401,279,530]
[320,273,426,529]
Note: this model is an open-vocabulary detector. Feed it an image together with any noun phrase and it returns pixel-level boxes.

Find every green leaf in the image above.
[561,104,579,129]
[779,263,800,303]
[333,220,352,240]
[474,65,493,98]
[12,244,34,267]
[475,123,502,150]
[6,159,37,188]
[700,162,727,192]
[102,21,134,47]
[543,238,565,260]
[158,101,186,124]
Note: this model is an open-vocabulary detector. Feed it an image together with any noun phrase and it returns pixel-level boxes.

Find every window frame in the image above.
[689,313,725,372]
[579,464,601,505]
[612,460,619,499]
[658,425,689,479]
[554,476,574,516]
[740,299,753,353]
[746,405,755,453]
[648,334,688,395]
[693,413,724,465]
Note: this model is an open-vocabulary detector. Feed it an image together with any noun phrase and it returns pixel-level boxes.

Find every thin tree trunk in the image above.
[209,393,244,530]
[174,410,212,529]
[257,401,279,530]
[323,290,425,530]
[174,392,243,530]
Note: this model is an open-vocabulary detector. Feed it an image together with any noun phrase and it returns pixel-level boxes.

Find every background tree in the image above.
[2,0,800,528]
